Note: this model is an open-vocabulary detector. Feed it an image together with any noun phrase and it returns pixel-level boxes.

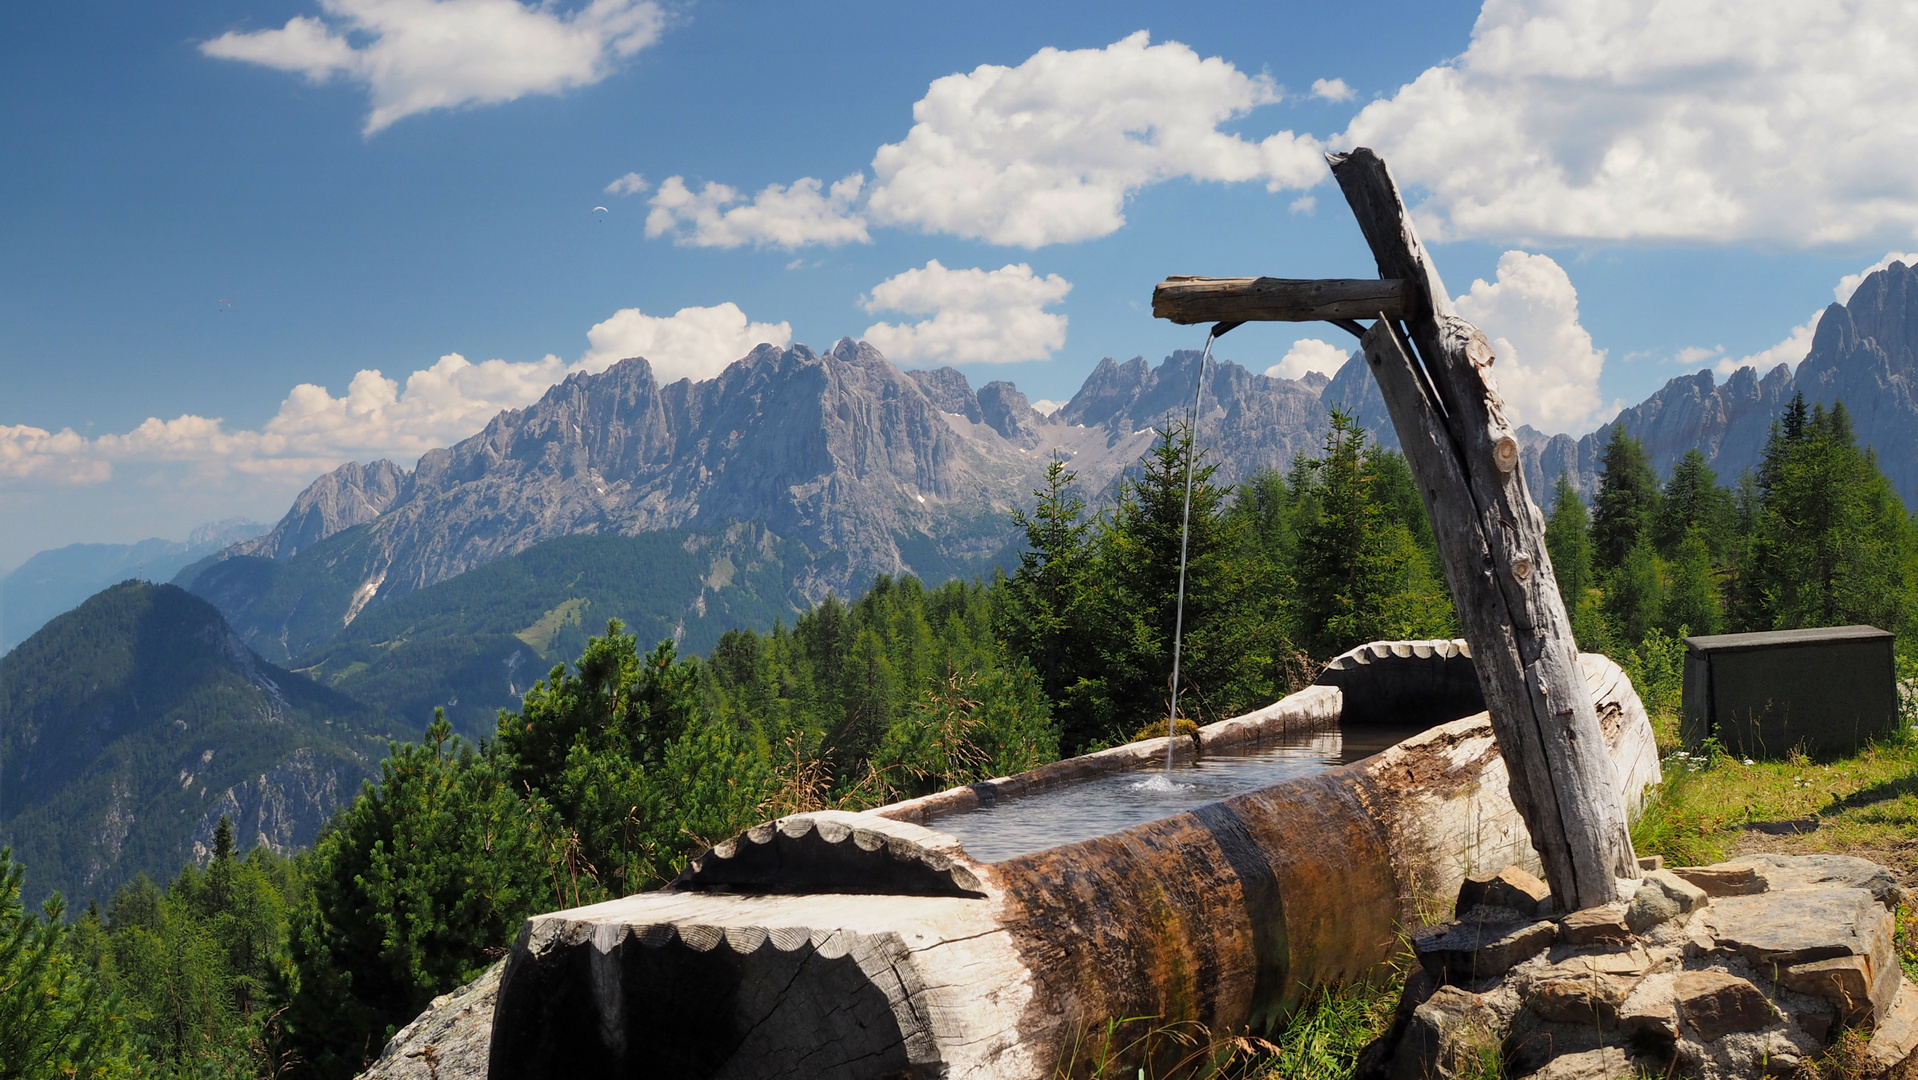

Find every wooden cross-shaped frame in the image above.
[1152,149,1639,912]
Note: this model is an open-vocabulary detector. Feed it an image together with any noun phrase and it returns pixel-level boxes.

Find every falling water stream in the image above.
[1164,329,1219,775]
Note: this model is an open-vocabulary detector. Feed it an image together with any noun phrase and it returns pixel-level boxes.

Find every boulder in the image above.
[1673,971,1778,1041]
[1457,865,1554,919]
[1867,978,1918,1079]
[356,961,501,1080]
[1559,904,1633,949]
[1625,869,1709,932]
[1415,912,1557,983]
[1389,986,1510,1080]
[1717,853,1907,908]
[1522,1046,1633,1080]
[1671,863,1768,897]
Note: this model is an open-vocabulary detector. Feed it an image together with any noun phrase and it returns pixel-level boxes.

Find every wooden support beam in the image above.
[1152,276,1412,325]
[1328,148,1639,911]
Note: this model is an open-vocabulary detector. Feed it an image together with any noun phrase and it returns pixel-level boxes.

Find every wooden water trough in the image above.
[486,641,1659,1080]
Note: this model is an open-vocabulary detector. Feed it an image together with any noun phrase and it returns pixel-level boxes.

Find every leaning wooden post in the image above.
[1328,148,1639,910]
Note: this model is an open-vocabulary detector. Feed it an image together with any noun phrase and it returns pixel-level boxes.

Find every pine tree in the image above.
[0,850,134,1080]
[1606,535,1667,645]
[1739,396,1918,632]
[1003,457,1092,711]
[1662,526,1724,636]
[1293,410,1454,659]
[1655,449,1736,560]
[1591,425,1660,571]
[1545,473,1594,615]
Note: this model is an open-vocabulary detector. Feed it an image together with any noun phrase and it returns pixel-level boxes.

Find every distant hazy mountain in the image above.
[2,518,267,653]
[0,582,384,904]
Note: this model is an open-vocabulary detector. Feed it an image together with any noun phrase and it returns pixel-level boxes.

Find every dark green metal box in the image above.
[1681,625,1898,758]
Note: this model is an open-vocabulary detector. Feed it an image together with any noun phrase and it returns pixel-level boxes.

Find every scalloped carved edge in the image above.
[672,811,987,898]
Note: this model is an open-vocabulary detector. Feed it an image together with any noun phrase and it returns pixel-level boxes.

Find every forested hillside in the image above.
[0,583,386,905]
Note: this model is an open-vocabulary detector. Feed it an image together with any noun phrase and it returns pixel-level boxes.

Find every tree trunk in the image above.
[1328,148,1641,911]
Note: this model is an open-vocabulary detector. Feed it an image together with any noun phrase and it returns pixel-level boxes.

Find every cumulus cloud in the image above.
[579,302,792,382]
[2,302,787,488]
[645,175,869,249]
[604,171,649,196]
[1310,77,1354,102]
[1340,0,1918,245]
[1265,338,1350,381]
[1452,251,1609,433]
[201,0,665,134]
[863,32,1325,247]
[860,261,1071,366]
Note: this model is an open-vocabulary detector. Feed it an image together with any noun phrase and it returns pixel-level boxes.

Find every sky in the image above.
[4,0,1918,571]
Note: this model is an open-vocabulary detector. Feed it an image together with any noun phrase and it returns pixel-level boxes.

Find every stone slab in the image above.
[1674,970,1778,1042]
[1415,913,1557,983]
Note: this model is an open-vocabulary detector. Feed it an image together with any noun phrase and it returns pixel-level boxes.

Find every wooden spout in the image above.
[1151,276,1412,325]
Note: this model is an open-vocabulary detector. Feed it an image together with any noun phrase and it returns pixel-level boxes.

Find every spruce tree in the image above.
[1655,449,1736,561]
[1662,527,1724,636]
[1545,472,1594,615]
[1591,425,1660,571]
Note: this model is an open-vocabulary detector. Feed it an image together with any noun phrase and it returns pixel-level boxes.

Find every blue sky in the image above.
[4,0,1916,570]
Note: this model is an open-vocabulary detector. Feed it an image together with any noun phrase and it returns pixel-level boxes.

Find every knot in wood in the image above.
[1493,435,1520,474]
[1512,553,1532,581]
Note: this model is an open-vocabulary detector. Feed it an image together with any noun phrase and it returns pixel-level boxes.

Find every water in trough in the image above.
[934,721,1431,863]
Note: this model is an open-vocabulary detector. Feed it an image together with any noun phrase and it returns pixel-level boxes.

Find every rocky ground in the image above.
[1366,855,1918,1079]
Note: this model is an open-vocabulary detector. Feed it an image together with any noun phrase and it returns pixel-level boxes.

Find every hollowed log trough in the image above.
[488,642,1659,1079]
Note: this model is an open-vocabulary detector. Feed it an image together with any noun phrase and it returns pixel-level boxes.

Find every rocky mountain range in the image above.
[173,261,1918,668]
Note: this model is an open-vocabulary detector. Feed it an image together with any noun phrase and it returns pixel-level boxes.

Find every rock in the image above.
[1626,870,1709,932]
[1638,855,1664,871]
[1458,865,1554,918]
[1389,986,1510,1080]
[1780,955,1886,1026]
[1617,972,1680,1041]
[1559,904,1633,948]
[1526,970,1638,1026]
[1415,911,1558,983]
[1673,970,1779,1041]
[357,960,501,1080]
[1718,853,1908,909]
[1866,977,1918,1079]
[1703,886,1893,970]
[1522,1046,1633,1080]
[1671,863,1768,897]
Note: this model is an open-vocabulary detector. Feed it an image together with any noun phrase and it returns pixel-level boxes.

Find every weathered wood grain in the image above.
[1329,147,1639,910]
[484,649,1660,1080]
[1151,275,1412,324]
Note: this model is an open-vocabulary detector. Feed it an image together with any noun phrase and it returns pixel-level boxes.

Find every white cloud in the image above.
[1340,0,1918,245]
[1311,77,1354,102]
[1837,252,1918,304]
[201,0,665,134]
[861,32,1325,247]
[1289,195,1317,215]
[604,172,649,196]
[579,302,792,382]
[860,261,1071,366]
[1714,314,1819,376]
[645,175,869,249]
[1265,338,1349,381]
[1452,251,1609,433]
[2,302,787,488]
